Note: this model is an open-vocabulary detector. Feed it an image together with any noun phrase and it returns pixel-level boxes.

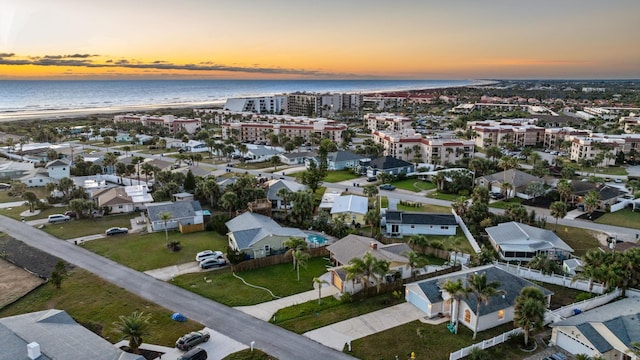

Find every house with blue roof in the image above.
[405,264,553,333]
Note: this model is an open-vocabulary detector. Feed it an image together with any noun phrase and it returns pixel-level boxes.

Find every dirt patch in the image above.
[0,233,71,278]
[119,346,164,360]
[576,211,606,221]
[0,259,45,308]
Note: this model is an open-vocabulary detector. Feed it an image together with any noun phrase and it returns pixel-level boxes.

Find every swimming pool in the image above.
[307,233,329,246]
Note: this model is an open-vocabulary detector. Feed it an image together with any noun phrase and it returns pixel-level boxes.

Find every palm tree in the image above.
[513,286,546,346]
[372,258,391,293]
[160,212,172,244]
[408,234,429,254]
[347,252,380,290]
[364,208,380,236]
[283,237,308,270]
[572,249,607,294]
[313,277,329,304]
[293,249,310,281]
[557,179,573,203]
[22,191,38,213]
[465,272,505,339]
[219,192,239,218]
[432,172,446,191]
[113,311,151,354]
[501,182,513,199]
[441,278,467,334]
[403,250,422,277]
[584,190,600,216]
[362,184,379,198]
[528,253,561,275]
[276,187,292,212]
[549,201,568,231]
[270,155,282,171]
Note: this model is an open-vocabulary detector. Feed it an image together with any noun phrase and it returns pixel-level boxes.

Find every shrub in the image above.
[166,241,182,252]
[340,292,352,303]
[575,292,592,302]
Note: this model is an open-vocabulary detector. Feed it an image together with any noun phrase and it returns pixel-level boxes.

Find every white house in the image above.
[485,221,574,262]
[46,159,71,179]
[264,179,308,211]
[19,159,71,187]
[383,211,457,237]
[330,194,369,226]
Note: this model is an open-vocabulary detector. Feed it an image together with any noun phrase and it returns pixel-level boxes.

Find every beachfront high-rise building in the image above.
[286,93,363,117]
[113,114,201,134]
[224,95,287,114]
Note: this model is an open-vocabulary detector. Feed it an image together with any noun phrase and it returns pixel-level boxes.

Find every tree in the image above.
[529,253,561,275]
[195,177,220,208]
[283,237,309,270]
[301,159,326,193]
[346,252,380,291]
[557,179,573,203]
[408,234,429,254]
[362,184,379,198]
[403,250,422,277]
[313,277,329,304]
[184,170,196,191]
[22,191,38,213]
[465,272,505,339]
[289,191,314,225]
[219,192,239,218]
[293,249,310,281]
[113,311,151,354]
[471,186,490,205]
[501,182,513,199]
[441,278,467,334]
[432,172,446,191]
[549,201,568,231]
[584,190,600,216]
[364,208,380,236]
[102,136,113,152]
[525,182,545,203]
[276,187,292,212]
[572,249,607,294]
[513,286,546,346]
[50,260,68,289]
[160,212,172,244]
[56,177,75,199]
[270,155,282,171]
[485,146,502,162]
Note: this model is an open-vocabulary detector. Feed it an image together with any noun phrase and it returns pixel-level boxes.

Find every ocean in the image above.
[0,79,483,120]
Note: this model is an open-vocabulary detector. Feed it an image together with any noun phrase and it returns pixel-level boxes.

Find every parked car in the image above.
[175,331,210,351]
[490,192,505,200]
[0,183,11,190]
[614,178,623,183]
[200,257,227,269]
[105,227,128,236]
[195,250,223,262]
[48,214,70,224]
[366,177,377,182]
[177,347,207,360]
[379,184,396,191]
[64,211,77,219]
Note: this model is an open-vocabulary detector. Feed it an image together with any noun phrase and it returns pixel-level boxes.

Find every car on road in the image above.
[48,214,71,224]
[105,227,128,236]
[175,330,210,351]
[64,210,77,219]
[614,178,623,183]
[200,257,227,269]
[379,184,396,191]
[195,250,223,262]
[604,177,612,182]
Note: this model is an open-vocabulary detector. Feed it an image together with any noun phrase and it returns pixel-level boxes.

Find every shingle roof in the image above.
[576,323,613,353]
[225,212,306,249]
[485,221,573,253]
[330,195,368,215]
[480,169,543,189]
[146,201,202,223]
[328,151,366,163]
[248,146,282,157]
[95,187,133,206]
[385,211,457,226]
[45,159,70,168]
[368,156,413,170]
[265,179,308,200]
[326,234,411,266]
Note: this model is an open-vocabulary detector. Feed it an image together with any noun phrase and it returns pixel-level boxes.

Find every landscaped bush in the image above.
[166,241,182,252]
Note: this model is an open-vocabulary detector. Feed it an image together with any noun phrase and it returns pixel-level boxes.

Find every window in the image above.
[441,226,449,230]
[411,225,415,229]
[498,310,504,320]
[464,309,471,323]
[264,244,270,253]
[118,205,123,209]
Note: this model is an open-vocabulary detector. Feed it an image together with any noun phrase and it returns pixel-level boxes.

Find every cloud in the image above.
[0,52,340,76]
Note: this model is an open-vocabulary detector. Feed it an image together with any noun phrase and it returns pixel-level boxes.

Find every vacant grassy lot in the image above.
[488,197,523,209]
[396,202,450,213]
[544,224,601,257]
[272,293,404,334]
[324,170,360,183]
[392,179,436,192]
[43,214,135,239]
[172,257,330,307]
[0,187,49,204]
[595,208,640,230]
[0,269,202,347]
[1,205,62,221]
[83,230,228,271]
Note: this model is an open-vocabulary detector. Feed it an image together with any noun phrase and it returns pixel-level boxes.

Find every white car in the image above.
[200,257,227,269]
[195,250,223,262]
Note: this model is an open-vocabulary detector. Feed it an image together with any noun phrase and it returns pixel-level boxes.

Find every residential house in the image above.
[550,297,640,359]
[0,309,144,360]
[330,194,369,226]
[19,158,72,187]
[45,159,71,179]
[572,183,626,211]
[0,160,34,179]
[173,165,212,178]
[476,169,544,199]
[173,192,194,202]
[326,234,412,293]
[485,221,574,262]
[366,156,415,178]
[383,211,457,237]
[264,179,308,211]
[146,201,204,233]
[279,151,314,166]
[225,211,307,259]
[93,185,154,214]
[405,265,552,332]
[307,151,369,171]
[245,145,283,163]
[563,258,583,275]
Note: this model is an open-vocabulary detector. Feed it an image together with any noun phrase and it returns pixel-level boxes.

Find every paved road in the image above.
[0,215,355,360]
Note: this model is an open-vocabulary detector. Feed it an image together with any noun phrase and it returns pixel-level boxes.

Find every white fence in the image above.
[449,328,522,360]
[544,288,621,325]
[493,262,605,294]
[452,209,481,253]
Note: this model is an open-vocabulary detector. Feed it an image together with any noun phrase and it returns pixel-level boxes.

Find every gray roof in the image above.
[368,156,413,170]
[281,151,314,159]
[45,159,70,168]
[0,309,143,360]
[413,265,553,316]
[486,221,574,254]
[248,146,282,157]
[174,165,212,178]
[327,151,366,163]
[551,297,640,327]
[326,234,411,266]
[265,179,308,200]
[146,201,202,223]
[575,323,613,353]
[330,195,368,215]
[225,212,306,249]
[385,211,457,226]
[480,169,543,190]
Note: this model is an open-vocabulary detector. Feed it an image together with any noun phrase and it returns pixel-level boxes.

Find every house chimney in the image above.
[27,342,41,360]
[370,242,378,250]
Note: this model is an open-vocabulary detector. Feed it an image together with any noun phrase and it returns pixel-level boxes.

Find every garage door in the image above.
[406,289,430,316]
[555,331,593,355]
[491,185,502,194]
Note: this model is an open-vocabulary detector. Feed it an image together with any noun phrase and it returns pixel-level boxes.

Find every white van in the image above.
[48,214,70,224]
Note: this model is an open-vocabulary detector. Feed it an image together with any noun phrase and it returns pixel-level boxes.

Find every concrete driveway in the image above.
[145,261,207,281]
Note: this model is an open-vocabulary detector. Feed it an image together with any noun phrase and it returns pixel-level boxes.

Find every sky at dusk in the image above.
[1,0,639,80]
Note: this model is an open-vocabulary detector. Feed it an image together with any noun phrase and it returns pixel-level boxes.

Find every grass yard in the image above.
[578,166,628,176]
[172,257,329,307]
[323,170,360,183]
[396,202,450,213]
[1,205,62,221]
[0,187,49,204]
[595,208,640,230]
[0,269,202,347]
[488,197,523,209]
[380,196,389,208]
[427,191,467,202]
[392,179,436,192]
[42,214,135,240]
[272,293,404,334]
[544,224,602,257]
[83,230,228,271]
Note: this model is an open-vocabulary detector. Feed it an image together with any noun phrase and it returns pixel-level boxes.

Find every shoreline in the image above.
[0,80,498,122]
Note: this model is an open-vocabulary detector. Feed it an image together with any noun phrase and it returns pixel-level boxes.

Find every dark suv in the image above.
[176,331,210,351]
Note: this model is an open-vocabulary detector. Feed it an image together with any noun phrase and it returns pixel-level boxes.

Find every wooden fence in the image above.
[231,246,329,272]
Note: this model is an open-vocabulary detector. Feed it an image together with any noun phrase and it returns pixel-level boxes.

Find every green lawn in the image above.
[392,179,436,192]
[0,187,49,204]
[172,257,330,307]
[427,191,466,201]
[324,170,360,183]
[578,166,628,176]
[380,196,389,208]
[396,202,450,213]
[83,230,228,271]
[488,197,523,209]
[544,224,602,257]
[0,269,202,347]
[42,214,136,239]
[595,208,640,230]
[272,293,405,334]
[1,205,63,221]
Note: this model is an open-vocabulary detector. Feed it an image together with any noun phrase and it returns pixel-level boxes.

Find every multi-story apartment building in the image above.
[224,96,287,114]
[371,129,474,165]
[544,127,591,150]
[221,120,346,144]
[113,114,201,134]
[286,93,364,117]
[365,113,413,132]
[569,136,624,167]
[468,119,544,149]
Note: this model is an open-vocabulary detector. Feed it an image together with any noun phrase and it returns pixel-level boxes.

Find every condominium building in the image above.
[569,136,624,167]
[543,127,591,150]
[371,129,474,165]
[224,95,287,114]
[113,114,201,134]
[221,120,347,144]
[286,93,363,117]
[365,113,413,132]
[468,119,544,149]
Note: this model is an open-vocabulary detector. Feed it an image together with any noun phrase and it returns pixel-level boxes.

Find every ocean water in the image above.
[0,79,481,118]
